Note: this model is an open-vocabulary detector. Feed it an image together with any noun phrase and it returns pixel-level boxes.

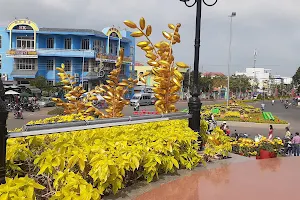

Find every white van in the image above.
[130,93,152,106]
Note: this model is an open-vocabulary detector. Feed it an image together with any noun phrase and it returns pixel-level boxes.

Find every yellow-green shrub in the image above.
[0,176,45,199]
[204,127,232,159]
[5,119,203,199]
[224,111,240,118]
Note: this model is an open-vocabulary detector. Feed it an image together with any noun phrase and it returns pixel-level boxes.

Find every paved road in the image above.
[7,100,223,131]
[8,99,298,139]
[229,100,300,138]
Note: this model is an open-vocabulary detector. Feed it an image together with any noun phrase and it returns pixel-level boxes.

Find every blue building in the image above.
[0,19,136,97]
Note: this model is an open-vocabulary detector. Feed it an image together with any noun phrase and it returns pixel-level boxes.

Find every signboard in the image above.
[13,25,33,30]
[96,53,132,64]
[6,50,38,58]
[7,19,39,31]
[106,27,122,39]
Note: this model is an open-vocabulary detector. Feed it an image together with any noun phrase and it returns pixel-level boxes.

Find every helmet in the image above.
[223,121,226,124]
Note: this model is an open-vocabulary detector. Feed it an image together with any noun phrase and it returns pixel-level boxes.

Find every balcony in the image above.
[37,48,96,58]
[96,53,133,64]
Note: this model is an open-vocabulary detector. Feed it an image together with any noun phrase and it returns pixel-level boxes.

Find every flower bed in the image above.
[195,102,288,124]
[2,118,205,199]
[231,136,283,158]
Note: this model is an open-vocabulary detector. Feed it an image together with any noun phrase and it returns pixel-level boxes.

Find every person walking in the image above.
[292,132,300,156]
[268,125,274,140]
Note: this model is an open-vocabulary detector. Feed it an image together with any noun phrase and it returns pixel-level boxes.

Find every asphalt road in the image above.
[228,100,300,138]
[7,100,223,131]
[7,99,299,139]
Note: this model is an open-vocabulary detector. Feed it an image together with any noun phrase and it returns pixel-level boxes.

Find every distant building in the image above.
[235,67,292,93]
[0,19,136,97]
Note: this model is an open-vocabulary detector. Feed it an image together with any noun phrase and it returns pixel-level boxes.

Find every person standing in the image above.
[292,132,300,156]
[284,127,291,139]
[268,125,274,140]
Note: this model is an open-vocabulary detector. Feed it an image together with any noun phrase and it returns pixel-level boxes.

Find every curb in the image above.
[217,121,290,128]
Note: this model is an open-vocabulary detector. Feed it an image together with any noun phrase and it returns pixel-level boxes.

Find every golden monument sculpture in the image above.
[124,17,189,113]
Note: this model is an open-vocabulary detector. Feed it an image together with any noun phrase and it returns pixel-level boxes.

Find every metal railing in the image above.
[0,111,191,184]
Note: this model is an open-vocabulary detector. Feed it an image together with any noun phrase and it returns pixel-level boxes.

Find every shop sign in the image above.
[7,19,39,31]
[6,50,38,58]
[106,27,122,39]
[96,53,132,64]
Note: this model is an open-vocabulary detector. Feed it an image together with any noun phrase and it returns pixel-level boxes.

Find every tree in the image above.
[183,71,212,93]
[292,67,300,93]
[30,76,48,90]
[229,75,251,93]
[211,76,227,89]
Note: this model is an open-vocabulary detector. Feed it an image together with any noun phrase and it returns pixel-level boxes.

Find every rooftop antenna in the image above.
[26,17,29,19]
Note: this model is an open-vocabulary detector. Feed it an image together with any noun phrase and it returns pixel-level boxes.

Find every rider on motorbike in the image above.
[272,99,275,105]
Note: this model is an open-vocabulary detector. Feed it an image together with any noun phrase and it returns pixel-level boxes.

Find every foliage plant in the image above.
[204,127,232,160]
[52,48,138,118]
[124,17,189,113]
[4,118,203,199]
[231,136,283,157]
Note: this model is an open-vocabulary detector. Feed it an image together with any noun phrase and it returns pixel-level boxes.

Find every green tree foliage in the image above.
[183,71,212,93]
[229,75,251,93]
[30,76,49,91]
[292,66,300,92]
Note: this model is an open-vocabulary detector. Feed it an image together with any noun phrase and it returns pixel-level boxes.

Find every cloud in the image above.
[0,0,298,76]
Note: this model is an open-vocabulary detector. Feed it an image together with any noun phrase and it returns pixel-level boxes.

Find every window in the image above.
[46,59,54,71]
[64,60,71,72]
[130,46,134,56]
[47,80,54,86]
[83,60,88,72]
[0,35,1,48]
[15,59,36,70]
[64,38,71,49]
[120,65,125,75]
[16,36,34,50]
[93,40,104,52]
[81,39,90,50]
[109,42,117,54]
[47,38,54,48]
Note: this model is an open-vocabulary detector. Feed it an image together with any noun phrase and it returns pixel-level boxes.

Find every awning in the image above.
[11,70,37,78]
[30,88,41,93]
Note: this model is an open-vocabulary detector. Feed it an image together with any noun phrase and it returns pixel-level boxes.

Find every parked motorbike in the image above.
[21,103,35,112]
[33,103,40,111]
[233,130,249,140]
[14,106,23,119]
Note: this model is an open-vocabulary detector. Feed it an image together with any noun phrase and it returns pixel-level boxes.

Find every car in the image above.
[37,97,56,107]
[151,97,157,105]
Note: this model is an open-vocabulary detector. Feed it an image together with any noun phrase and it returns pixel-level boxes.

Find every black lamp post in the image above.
[179,0,218,132]
[0,78,8,184]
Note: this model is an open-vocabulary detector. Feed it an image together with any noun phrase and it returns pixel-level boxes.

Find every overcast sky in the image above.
[0,0,299,77]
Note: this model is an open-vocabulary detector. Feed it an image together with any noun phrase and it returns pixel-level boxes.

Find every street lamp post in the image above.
[179,0,218,132]
[226,12,236,106]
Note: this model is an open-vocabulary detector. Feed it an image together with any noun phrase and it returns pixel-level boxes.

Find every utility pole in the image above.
[253,49,257,96]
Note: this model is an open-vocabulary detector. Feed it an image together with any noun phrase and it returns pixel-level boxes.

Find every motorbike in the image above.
[33,103,40,111]
[14,107,23,119]
[233,130,249,140]
[22,103,35,112]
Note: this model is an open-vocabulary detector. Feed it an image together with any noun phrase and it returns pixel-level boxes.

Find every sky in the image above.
[0,0,299,77]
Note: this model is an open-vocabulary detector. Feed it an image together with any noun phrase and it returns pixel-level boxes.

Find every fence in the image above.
[0,111,191,184]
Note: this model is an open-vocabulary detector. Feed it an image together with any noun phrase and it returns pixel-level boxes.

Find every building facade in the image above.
[235,68,271,91]
[0,19,136,97]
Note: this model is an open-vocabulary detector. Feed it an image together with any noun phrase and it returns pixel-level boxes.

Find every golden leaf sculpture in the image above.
[52,48,138,118]
[92,48,138,118]
[124,17,188,113]
[52,64,104,117]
